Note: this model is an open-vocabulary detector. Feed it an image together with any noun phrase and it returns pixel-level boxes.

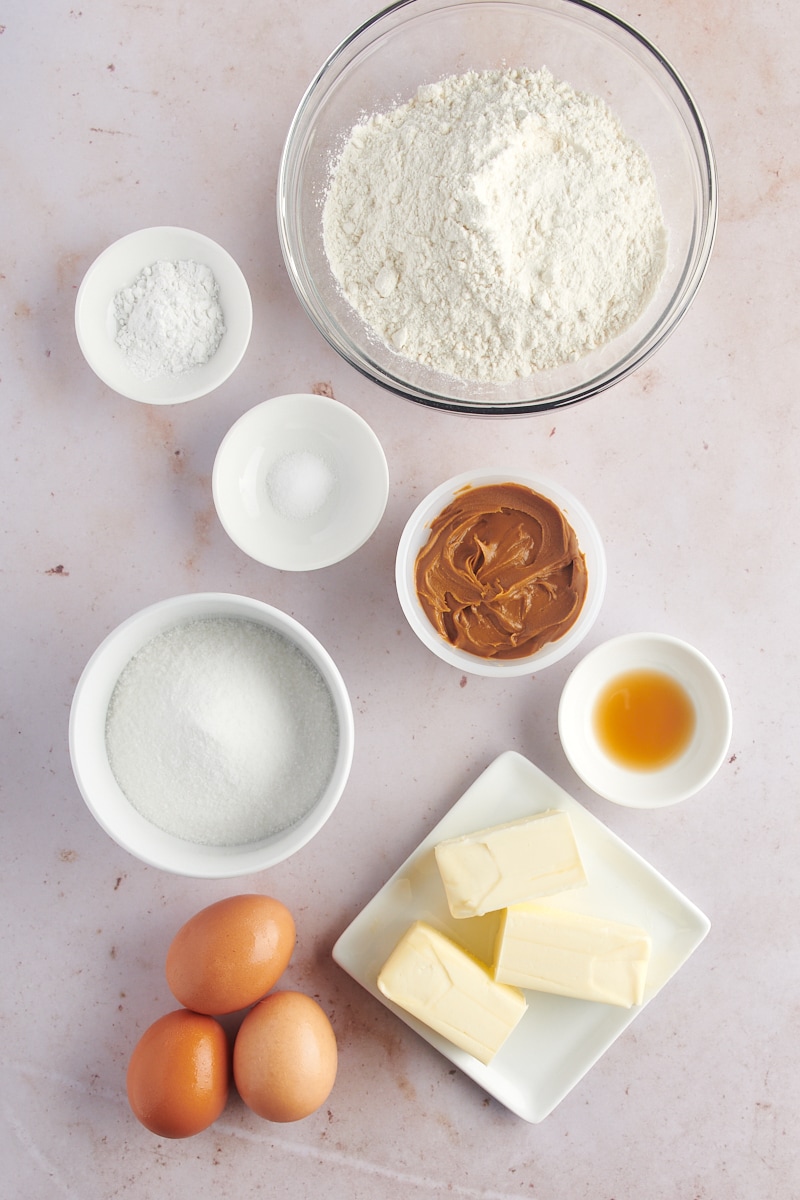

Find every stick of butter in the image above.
[376,920,527,1065]
[493,903,651,1008]
[434,809,587,918]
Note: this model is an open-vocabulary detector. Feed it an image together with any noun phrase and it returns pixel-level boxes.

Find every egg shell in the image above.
[233,990,338,1122]
[166,894,296,1015]
[126,1009,230,1138]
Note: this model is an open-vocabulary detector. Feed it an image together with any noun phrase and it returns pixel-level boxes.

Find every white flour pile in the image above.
[322,67,667,383]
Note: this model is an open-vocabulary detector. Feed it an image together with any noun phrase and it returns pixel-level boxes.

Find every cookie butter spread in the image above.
[414,483,588,660]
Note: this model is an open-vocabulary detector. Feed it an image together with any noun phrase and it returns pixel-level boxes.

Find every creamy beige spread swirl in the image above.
[414,483,588,660]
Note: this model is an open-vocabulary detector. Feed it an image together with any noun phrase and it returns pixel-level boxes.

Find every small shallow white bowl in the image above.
[75,226,253,404]
[396,469,606,677]
[212,393,389,571]
[68,593,355,877]
[558,632,732,807]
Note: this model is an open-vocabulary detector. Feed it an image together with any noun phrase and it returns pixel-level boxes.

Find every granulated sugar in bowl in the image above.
[69,593,354,878]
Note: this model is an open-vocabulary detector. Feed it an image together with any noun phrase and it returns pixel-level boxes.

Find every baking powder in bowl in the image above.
[114,260,225,380]
[105,617,339,845]
[323,67,667,383]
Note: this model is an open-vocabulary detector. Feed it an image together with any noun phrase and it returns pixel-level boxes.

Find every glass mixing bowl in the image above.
[278,0,717,416]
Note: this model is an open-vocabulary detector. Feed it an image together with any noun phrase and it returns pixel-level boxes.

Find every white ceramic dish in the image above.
[558,632,732,808]
[69,592,354,877]
[212,393,389,571]
[333,750,710,1123]
[395,469,606,677]
[75,226,252,403]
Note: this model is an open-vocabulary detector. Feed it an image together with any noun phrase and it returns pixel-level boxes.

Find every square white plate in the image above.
[332,750,710,1123]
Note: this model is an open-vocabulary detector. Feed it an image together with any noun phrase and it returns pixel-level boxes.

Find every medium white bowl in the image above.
[68,593,354,877]
[396,469,606,677]
[75,226,253,404]
[212,393,389,571]
[558,632,732,807]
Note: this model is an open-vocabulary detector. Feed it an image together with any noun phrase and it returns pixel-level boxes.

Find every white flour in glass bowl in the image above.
[322,66,667,384]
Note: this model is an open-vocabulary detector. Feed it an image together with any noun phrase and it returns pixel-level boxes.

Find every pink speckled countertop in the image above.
[2,2,799,1196]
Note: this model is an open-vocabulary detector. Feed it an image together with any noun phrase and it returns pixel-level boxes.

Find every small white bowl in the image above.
[212,393,389,571]
[75,226,253,404]
[68,593,355,877]
[395,469,606,677]
[558,632,732,808]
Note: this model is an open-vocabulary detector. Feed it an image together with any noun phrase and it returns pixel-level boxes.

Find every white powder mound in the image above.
[114,259,225,380]
[322,67,668,384]
[267,450,337,520]
[105,618,339,846]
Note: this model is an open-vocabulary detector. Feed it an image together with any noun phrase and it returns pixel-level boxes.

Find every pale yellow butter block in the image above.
[434,809,587,919]
[493,903,651,1008]
[376,920,527,1064]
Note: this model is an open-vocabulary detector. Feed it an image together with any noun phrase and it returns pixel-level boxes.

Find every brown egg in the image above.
[233,990,338,1122]
[166,894,295,1015]
[126,1009,230,1138]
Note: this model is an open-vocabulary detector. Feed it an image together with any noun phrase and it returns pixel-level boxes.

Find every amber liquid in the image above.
[594,669,696,771]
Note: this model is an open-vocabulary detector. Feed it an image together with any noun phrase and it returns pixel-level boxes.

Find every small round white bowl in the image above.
[68,593,355,877]
[212,393,389,571]
[75,226,253,404]
[558,632,732,807]
[395,469,606,677]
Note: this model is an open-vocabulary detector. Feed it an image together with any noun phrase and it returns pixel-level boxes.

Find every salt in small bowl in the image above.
[212,393,389,571]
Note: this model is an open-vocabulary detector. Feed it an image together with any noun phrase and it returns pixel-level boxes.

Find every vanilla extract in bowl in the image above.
[592,668,696,771]
[558,632,731,808]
